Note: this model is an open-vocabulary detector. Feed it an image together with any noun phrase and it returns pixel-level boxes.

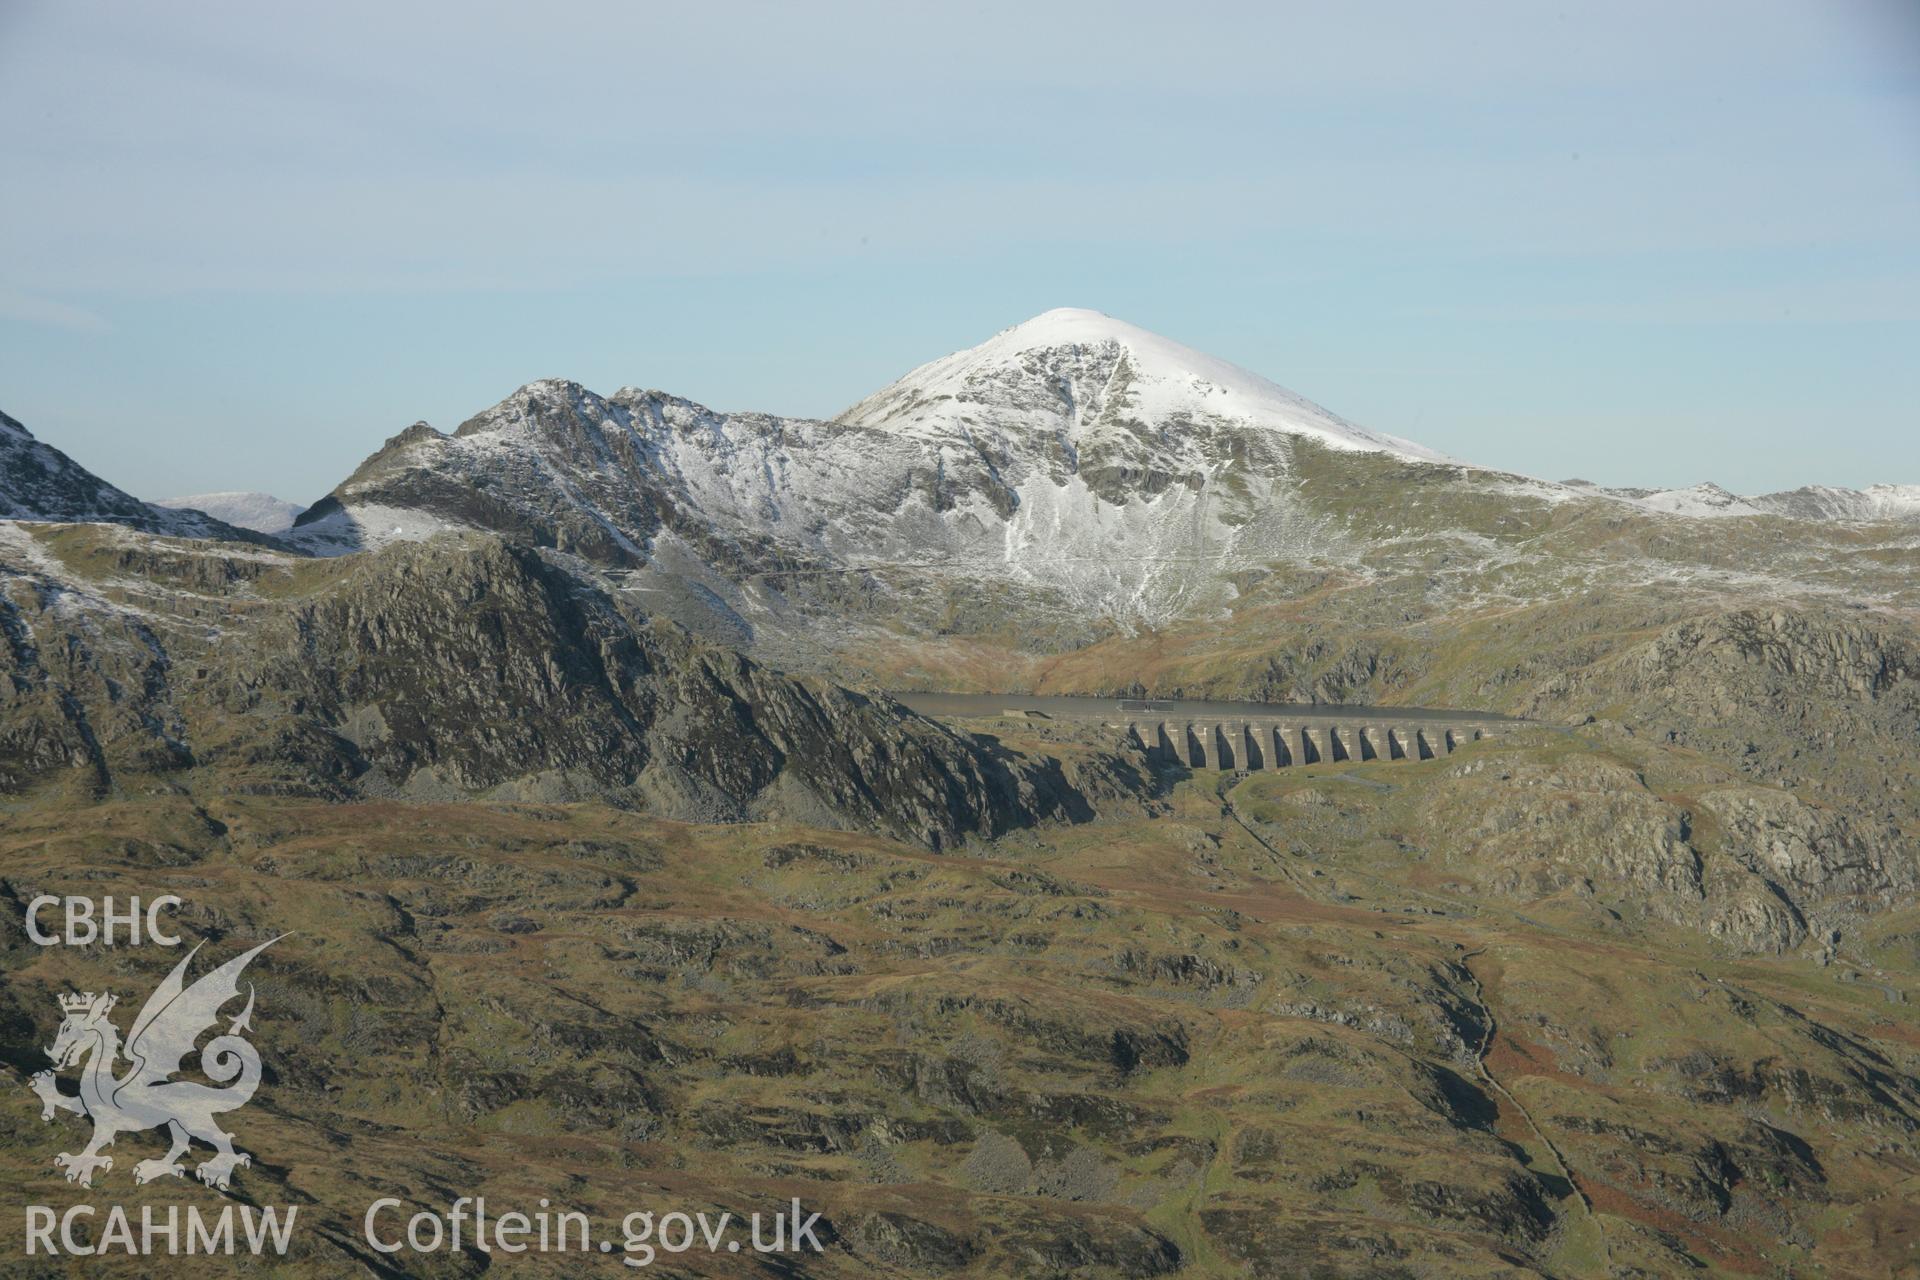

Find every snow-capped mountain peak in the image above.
[838,308,1453,465]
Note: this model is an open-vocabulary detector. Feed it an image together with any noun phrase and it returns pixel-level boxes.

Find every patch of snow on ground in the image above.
[288,503,461,556]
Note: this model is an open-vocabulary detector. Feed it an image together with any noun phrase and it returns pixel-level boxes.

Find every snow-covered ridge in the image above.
[156,491,306,536]
[1748,483,1920,523]
[1568,479,1920,521]
[838,308,1454,465]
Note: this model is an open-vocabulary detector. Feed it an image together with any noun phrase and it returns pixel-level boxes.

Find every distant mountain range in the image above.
[5,309,1916,670]
[154,490,306,535]
[1566,477,1920,521]
[9,309,1915,567]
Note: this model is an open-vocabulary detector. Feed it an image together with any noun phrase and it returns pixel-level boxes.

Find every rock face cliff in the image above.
[1413,751,1915,954]
[1527,606,1920,817]
[0,526,1120,848]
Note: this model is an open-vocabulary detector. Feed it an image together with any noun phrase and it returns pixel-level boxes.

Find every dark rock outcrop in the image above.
[0,530,1108,847]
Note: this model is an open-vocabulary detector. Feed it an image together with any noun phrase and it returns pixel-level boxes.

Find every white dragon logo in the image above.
[27,937,281,1190]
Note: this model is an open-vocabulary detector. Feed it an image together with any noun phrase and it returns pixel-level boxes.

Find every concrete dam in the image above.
[893,693,1525,771]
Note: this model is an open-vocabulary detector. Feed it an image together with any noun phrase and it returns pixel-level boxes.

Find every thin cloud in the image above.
[0,288,111,334]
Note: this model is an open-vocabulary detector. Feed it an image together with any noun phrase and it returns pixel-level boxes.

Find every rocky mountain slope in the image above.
[0,409,255,540]
[0,523,1124,848]
[3,718,1917,1278]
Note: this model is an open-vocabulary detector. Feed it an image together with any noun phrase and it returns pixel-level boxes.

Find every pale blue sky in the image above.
[1,0,1916,501]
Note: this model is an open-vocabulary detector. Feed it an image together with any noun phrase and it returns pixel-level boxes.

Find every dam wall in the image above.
[892,693,1520,773]
[1133,718,1502,770]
